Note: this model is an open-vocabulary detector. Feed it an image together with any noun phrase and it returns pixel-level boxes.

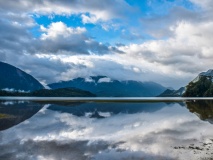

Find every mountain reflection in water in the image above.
[0,101,43,131]
[47,102,171,117]
[186,100,213,124]
[0,100,213,160]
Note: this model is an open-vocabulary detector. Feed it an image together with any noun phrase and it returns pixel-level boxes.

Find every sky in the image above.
[1,0,213,88]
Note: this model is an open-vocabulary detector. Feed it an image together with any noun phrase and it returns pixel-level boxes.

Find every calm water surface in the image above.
[0,99,213,160]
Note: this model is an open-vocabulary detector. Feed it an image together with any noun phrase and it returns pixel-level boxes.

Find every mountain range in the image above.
[0,61,167,97]
[0,62,96,97]
[1,61,213,97]
[48,76,166,97]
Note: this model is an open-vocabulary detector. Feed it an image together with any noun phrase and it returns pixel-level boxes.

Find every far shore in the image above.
[1,97,213,102]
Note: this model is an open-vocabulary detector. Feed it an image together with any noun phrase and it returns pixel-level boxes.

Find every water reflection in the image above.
[0,101,212,160]
[0,101,43,131]
[185,100,213,123]
[48,102,171,118]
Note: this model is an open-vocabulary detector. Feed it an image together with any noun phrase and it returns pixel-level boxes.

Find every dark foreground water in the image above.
[0,99,213,160]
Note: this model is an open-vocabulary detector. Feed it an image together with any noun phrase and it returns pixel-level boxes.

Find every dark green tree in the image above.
[183,76,212,97]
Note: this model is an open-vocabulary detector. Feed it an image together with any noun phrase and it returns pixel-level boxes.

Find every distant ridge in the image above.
[48,76,166,97]
[158,87,185,97]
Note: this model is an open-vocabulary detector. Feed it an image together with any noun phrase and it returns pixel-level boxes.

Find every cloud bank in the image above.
[0,102,213,159]
[1,0,213,88]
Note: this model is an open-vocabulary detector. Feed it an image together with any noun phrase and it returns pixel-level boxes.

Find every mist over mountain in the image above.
[159,69,213,97]
[48,76,166,97]
[3,60,213,97]
[158,87,185,97]
[0,61,168,97]
[0,61,44,92]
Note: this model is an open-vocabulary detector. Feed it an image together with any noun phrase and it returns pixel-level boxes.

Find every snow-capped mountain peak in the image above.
[199,69,213,77]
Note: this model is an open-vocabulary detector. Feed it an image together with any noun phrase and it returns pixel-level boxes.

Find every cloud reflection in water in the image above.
[0,102,213,160]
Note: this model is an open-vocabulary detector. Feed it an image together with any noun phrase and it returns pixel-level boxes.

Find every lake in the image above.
[0,98,213,160]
